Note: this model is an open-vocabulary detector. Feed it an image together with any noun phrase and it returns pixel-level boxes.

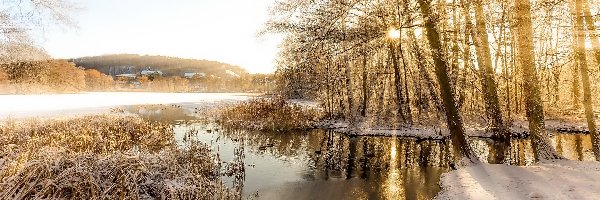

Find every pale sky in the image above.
[40,0,281,74]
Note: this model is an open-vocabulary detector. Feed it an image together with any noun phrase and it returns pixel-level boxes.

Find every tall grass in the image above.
[0,114,232,199]
[217,98,322,131]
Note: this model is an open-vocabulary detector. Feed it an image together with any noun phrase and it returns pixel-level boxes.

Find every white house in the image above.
[184,72,206,78]
[141,70,163,76]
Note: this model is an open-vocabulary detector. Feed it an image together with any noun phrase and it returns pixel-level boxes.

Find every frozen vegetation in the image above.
[0,114,238,199]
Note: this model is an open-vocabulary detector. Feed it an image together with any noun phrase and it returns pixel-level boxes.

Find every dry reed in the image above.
[0,114,232,199]
[217,98,322,131]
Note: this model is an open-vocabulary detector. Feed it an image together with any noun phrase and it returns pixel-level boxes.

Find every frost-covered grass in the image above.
[435,160,600,199]
[0,114,233,199]
[217,98,322,131]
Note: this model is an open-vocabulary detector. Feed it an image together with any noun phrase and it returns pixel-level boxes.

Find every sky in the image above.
[40,0,281,74]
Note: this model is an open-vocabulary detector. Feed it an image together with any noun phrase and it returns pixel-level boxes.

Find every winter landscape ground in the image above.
[1,93,599,199]
[3,0,600,199]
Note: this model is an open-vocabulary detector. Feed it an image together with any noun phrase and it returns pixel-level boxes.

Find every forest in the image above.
[2,0,600,199]
[266,0,600,162]
[73,54,249,78]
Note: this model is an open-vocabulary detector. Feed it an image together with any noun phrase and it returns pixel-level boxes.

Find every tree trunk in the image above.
[345,61,354,121]
[513,0,561,160]
[342,16,354,122]
[398,38,413,124]
[574,0,600,161]
[582,0,600,71]
[361,53,369,117]
[417,0,478,162]
[389,41,408,123]
[409,29,444,118]
[471,0,509,163]
[570,0,582,109]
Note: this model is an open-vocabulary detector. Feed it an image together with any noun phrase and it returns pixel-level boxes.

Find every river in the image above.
[124,103,595,200]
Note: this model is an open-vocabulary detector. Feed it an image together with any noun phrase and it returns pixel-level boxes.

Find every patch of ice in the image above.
[0,92,253,118]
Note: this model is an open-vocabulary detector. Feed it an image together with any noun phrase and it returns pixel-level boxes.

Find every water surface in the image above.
[129,104,594,199]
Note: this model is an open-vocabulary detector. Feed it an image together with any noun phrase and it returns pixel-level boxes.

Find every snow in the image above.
[0,92,253,118]
[318,118,595,139]
[436,160,600,200]
[287,99,320,109]
[225,70,240,77]
[318,120,448,139]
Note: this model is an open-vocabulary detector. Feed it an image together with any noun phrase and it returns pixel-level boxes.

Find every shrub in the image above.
[218,98,322,131]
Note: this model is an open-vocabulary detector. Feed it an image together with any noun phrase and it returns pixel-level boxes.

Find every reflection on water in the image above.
[188,126,449,200]
[122,104,197,123]
[125,105,594,199]
[186,125,594,200]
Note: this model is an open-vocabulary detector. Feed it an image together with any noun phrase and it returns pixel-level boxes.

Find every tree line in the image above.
[73,54,248,78]
[0,60,275,94]
[265,0,600,163]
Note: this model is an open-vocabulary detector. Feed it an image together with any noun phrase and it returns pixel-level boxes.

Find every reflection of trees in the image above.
[555,134,591,161]
[214,127,596,198]
[575,135,584,161]
[217,128,452,199]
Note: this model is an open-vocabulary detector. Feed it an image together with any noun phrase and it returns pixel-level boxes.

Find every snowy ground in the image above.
[436,160,600,200]
[0,92,254,119]
[316,119,596,139]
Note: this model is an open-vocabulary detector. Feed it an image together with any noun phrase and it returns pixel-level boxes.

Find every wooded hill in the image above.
[71,54,249,78]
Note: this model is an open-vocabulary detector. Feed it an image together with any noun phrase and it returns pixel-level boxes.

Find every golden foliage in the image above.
[85,69,114,91]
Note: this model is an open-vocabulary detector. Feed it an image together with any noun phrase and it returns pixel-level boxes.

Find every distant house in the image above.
[141,70,163,76]
[115,73,137,79]
[184,72,206,78]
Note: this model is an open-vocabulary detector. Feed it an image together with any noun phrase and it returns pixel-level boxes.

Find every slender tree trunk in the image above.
[361,53,369,117]
[345,61,354,121]
[582,0,600,71]
[574,0,600,161]
[399,38,413,124]
[461,6,474,112]
[570,0,582,109]
[396,4,413,124]
[472,0,507,136]
[514,0,561,160]
[417,0,478,162]
[470,0,509,163]
[451,0,464,109]
[390,41,407,123]
[409,29,443,117]
[342,16,354,122]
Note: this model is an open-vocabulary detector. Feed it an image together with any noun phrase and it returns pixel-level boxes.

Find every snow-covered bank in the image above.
[0,92,254,118]
[317,119,596,139]
[435,160,600,199]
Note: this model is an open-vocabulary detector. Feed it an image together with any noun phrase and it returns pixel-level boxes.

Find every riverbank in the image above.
[435,160,600,199]
[318,118,597,139]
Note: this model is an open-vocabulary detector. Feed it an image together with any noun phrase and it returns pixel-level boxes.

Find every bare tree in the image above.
[514,0,561,160]
[573,0,600,161]
[417,0,477,163]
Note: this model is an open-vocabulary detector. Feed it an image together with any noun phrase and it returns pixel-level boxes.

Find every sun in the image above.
[388,27,401,39]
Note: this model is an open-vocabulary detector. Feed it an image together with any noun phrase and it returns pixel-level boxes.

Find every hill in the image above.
[71,54,248,78]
